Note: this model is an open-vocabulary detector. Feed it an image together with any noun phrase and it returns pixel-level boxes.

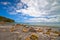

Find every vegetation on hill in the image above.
[0,16,15,23]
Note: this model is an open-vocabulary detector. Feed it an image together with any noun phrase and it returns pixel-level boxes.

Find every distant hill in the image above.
[0,16,15,23]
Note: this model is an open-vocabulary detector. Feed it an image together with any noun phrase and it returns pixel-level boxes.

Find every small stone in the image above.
[25,37,30,40]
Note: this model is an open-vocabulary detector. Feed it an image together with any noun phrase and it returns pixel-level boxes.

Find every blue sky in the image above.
[0,0,60,26]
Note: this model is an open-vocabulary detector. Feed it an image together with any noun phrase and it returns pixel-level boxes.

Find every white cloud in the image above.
[6,0,60,17]
[0,2,10,5]
[16,3,24,10]
[25,17,59,22]
[4,0,60,22]
[16,0,49,17]
[15,0,60,17]
[9,11,17,15]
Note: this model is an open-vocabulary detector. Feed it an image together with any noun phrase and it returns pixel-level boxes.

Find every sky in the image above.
[0,0,60,26]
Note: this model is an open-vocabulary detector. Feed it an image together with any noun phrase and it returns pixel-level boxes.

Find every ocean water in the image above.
[18,22,60,27]
[0,22,60,27]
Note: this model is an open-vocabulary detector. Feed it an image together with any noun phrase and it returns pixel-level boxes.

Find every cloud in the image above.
[1,0,60,23]
[5,0,60,16]
[15,0,60,17]
[25,16,59,22]
[16,0,49,17]
[15,0,60,22]
[9,11,17,15]
[0,2,10,5]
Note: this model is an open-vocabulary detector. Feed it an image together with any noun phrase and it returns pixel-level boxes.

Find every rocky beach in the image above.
[0,24,60,40]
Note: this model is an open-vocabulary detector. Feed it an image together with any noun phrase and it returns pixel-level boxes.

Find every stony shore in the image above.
[0,24,60,40]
